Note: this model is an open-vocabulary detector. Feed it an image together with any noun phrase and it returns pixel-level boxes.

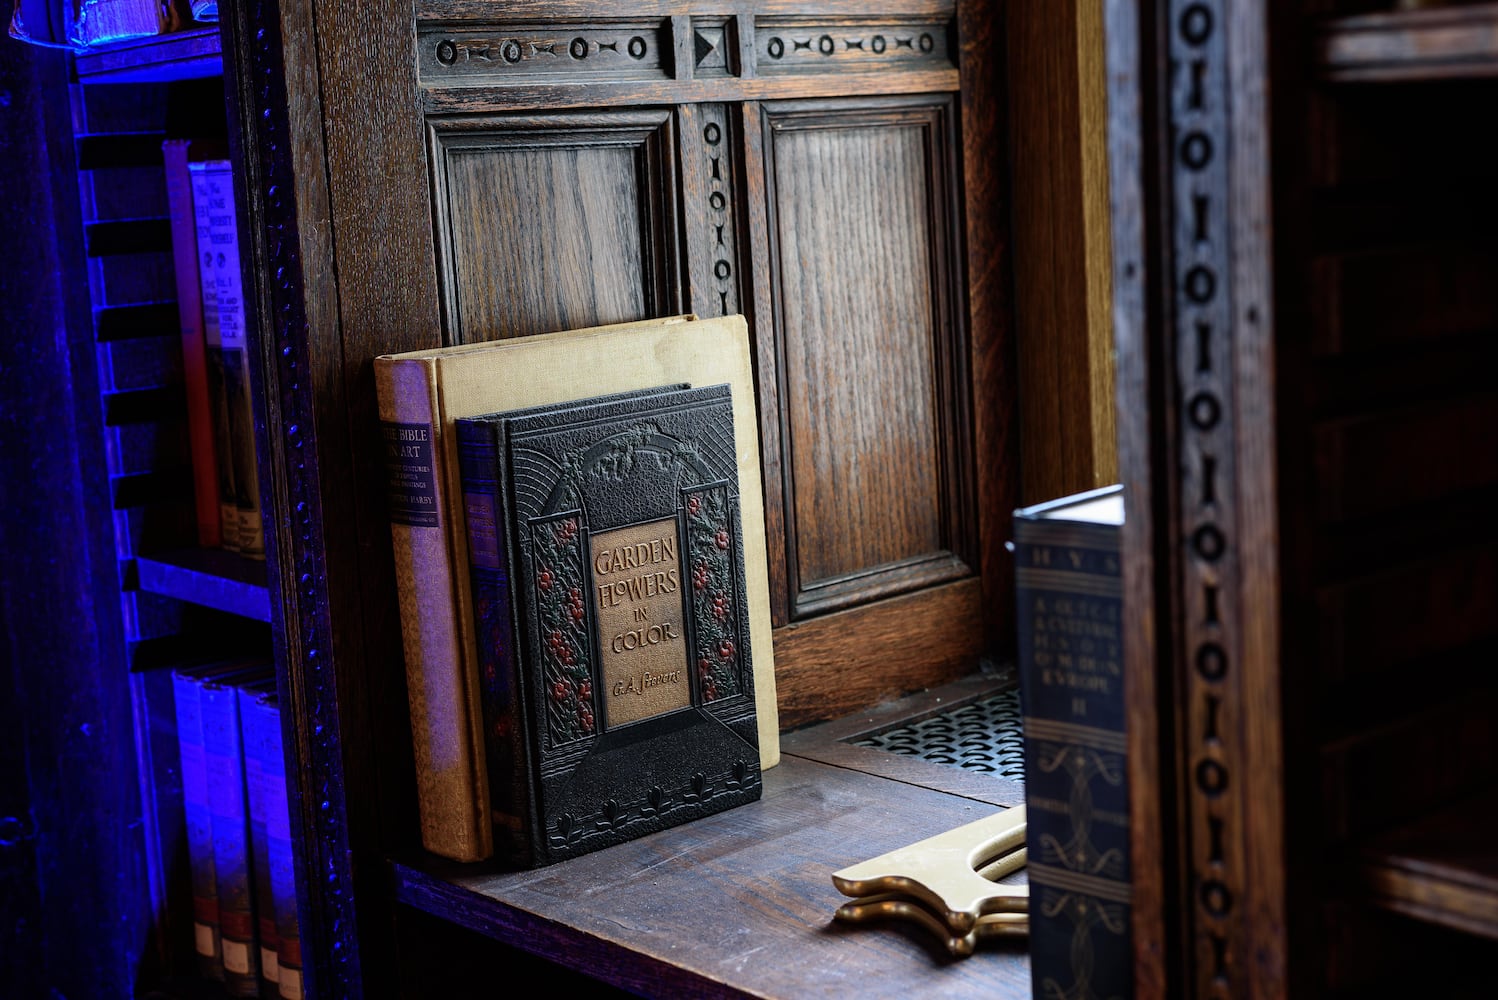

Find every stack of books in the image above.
[373,313,782,868]
[173,662,301,999]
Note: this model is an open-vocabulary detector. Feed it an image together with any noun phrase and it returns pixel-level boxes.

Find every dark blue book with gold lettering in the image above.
[456,382,762,868]
[1013,485,1130,1000]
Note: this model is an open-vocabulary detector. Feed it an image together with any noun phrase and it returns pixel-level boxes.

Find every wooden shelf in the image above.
[1319,3,1498,82]
[393,677,1028,999]
[141,974,239,1000]
[74,26,222,84]
[135,548,271,623]
[95,302,179,342]
[1353,785,1498,940]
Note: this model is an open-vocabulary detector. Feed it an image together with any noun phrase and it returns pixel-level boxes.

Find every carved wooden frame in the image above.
[424,110,684,345]
[220,0,365,993]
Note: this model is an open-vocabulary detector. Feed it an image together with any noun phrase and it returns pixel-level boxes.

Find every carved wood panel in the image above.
[754,14,952,76]
[418,20,674,87]
[426,111,682,344]
[760,96,974,621]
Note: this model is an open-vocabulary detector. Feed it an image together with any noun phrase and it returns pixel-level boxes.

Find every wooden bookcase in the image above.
[1307,4,1498,977]
[15,0,1498,997]
[0,1,1113,998]
[1107,0,1498,995]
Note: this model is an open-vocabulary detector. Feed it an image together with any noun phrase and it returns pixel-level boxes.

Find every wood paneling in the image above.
[1006,0,1117,504]
[956,0,1019,660]
[761,96,973,621]
[1313,395,1498,522]
[218,0,1019,989]
[772,578,985,730]
[427,112,681,343]
[1108,1,1498,994]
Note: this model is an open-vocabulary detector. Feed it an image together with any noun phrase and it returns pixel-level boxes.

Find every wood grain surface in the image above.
[210,0,1028,992]
[395,754,1030,999]
[1005,0,1117,504]
[762,96,972,619]
[431,111,681,342]
[772,578,985,730]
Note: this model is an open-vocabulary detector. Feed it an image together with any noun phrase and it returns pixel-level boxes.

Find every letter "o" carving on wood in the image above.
[1192,524,1226,562]
[1181,3,1214,46]
[1200,879,1234,917]
[1196,643,1228,681]
[1196,759,1229,796]
[1181,132,1214,171]
[1188,391,1222,431]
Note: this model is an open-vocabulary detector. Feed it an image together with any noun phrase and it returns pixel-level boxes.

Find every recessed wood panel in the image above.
[762,96,972,620]
[427,111,680,343]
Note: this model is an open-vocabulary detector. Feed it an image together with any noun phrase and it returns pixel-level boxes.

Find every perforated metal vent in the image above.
[851,687,1025,780]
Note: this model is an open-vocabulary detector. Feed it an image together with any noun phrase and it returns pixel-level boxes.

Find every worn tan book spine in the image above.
[376,358,492,863]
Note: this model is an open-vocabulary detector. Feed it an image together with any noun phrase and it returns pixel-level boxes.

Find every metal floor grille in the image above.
[850,687,1025,781]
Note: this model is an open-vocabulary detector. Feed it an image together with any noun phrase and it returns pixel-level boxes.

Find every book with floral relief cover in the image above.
[456,382,762,867]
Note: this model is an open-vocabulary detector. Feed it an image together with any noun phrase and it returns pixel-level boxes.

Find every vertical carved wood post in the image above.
[220,2,366,995]
[1106,2,1289,997]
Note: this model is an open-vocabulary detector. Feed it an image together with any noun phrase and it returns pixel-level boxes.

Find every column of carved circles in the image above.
[698,104,740,318]
[1170,2,1244,995]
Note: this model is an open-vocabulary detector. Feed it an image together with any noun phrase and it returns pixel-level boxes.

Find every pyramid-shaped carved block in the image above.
[694,26,729,74]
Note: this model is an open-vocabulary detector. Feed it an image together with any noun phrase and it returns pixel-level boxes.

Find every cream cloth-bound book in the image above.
[375,313,780,862]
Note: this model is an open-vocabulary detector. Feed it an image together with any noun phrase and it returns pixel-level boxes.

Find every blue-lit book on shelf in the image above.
[238,678,281,1000]
[201,662,272,996]
[259,687,301,1000]
[172,663,221,981]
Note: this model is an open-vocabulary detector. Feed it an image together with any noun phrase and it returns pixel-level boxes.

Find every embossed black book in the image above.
[1013,485,1130,1000]
[456,383,762,868]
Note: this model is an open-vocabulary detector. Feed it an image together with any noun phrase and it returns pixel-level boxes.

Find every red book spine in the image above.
[163,138,222,548]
